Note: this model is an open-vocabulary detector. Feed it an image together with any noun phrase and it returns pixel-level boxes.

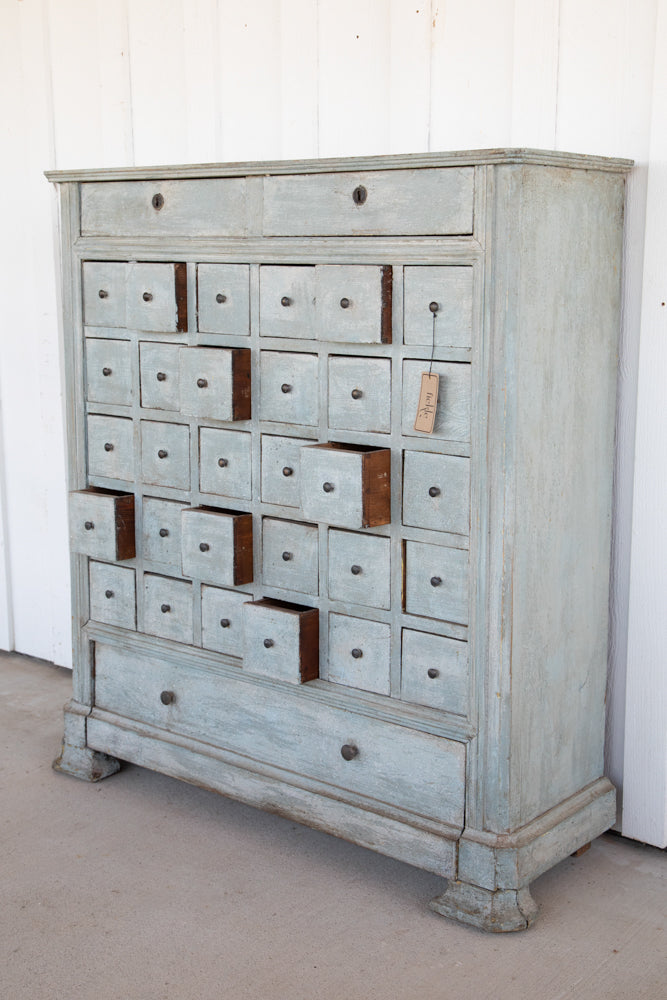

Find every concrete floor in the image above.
[1,651,665,1000]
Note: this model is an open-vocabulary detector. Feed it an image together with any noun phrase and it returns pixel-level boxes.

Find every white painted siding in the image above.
[0,0,664,846]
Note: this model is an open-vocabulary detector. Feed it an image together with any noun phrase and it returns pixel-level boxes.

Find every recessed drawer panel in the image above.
[141,420,190,490]
[316,265,391,344]
[403,266,473,349]
[260,434,313,508]
[89,561,136,629]
[179,347,251,422]
[328,613,390,695]
[243,598,319,684]
[401,629,469,717]
[402,451,470,535]
[93,642,466,827]
[87,415,134,481]
[81,179,248,237]
[197,264,250,335]
[139,342,181,411]
[86,338,133,405]
[82,262,126,328]
[201,585,249,657]
[126,262,187,333]
[262,518,319,596]
[300,443,390,529]
[70,488,135,561]
[401,361,471,443]
[262,167,474,236]
[181,507,253,586]
[328,356,391,432]
[404,540,469,625]
[259,351,318,426]
[199,428,252,500]
[142,497,189,568]
[143,573,193,644]
[259,266,316,339]
[327,529,390,610]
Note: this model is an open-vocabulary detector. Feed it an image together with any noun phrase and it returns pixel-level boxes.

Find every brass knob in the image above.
[160,690,175,705]
[160,603,171,613]
[104,589,114,599]
[281,296,292,307]
[352,186,367,205]
[218,457,228,467]
[143,291,153,302]
[350,565,362,575]
[282,551,292,561]
[159,528,169,538]
[281,383,292,393]
[98,289,108,299]
[341,744,359,761]
[429,301,440,313]
[282,466,293,477]
[152,193,164,210]
[351,388,363,399]
[102,367,112,376]
[263,638,274,648]
[340,297,350,309]
[430,576,442,587]
[428,486,441,497]
[156,371,167,381]
[199,542,210,552]
[84,521,94,531]
[427,668,440,679]
[220,618,230,628]
[104,442,114,452]
[157,449,168,459]
[216,293,227,304]
[351,648,363,659]
[197,377,208,388]
[322,482,334,493]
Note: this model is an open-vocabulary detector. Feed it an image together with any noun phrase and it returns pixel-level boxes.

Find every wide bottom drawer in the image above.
[93,641,465,828]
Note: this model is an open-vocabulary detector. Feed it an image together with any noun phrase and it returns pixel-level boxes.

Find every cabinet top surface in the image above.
[45,147,633,183]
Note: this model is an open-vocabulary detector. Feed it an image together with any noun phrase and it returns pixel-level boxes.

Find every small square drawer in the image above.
[300,443,390,529]
[402,451,470,535]
[404,540,469,625]
[179,346,251,422]
[328,356,391,433]
[262,518,319,596]
[327,529,390,610]
[70,488,135,561]
[126,262,187,333]
[142,497,189,568]
[259,266,315,339]
[327,613,390,695]
[87,415,134,481]
[402,361,471,442]
[139,342,181,411]
[140,420,190,490]
[89,561,136,630]
[260,434,313,508]
[181,507,253,586]
[403,266,473,348]
[86,339,133,405]
[259,351,318,426]
[143,573,193,644]
[315,265,392,344]
[197,264,250,335]
[199,428,252,500]
[82,261,126,328]
[201,585,249,657]
[401,629,469,716]
[243,598,318,684]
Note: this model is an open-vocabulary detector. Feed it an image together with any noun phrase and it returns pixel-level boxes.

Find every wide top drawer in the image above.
[80,179,248,237]
[262,167,474,236]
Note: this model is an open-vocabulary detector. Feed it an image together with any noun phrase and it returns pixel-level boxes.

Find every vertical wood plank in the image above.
[279,0,319,158]
[94,0,134,165]
[510,0,559,147]
[388,1,431,153]
[183,0,220,163]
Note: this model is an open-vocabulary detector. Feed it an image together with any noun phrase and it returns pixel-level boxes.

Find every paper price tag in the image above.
[414,373,439,434]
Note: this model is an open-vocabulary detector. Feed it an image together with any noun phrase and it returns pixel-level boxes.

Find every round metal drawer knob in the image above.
[427,668,440,679]
[429,301,440,313]
[351,648,363,659]
[157,449,168,459]
[98,289,108,299]
[351,388,363,400]
[340,297,350,309]
[341,743,359,761]
[104,589,114,599]
[322,482,334,493]
[218,457,228,467]
[281,383,292,394]
[84,521,94,531]
[216,293,227,304]
[104,442,114,452]
[197,377,208,388]
[220,618,231,629]
[282,466,293,477]
[281,296,292,307]
[143,291,153,302]
[263,638,275,648]
[352,185,367,205]
[152,193,164,211]
[199,542,210,552]
[350,565,362,576]
[428,486,441,498]
[430,576,442,587]
[282,551,293,561]
[156,371,167,382]
[160,690,175,705]
[160,603,171,614]
[159,527,169,538]
[102,367,112,376]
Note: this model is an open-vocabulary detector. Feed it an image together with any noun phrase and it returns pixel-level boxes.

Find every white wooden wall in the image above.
[0,0,664,848]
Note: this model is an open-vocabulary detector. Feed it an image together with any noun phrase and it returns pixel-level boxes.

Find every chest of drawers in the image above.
[49,149,631,932]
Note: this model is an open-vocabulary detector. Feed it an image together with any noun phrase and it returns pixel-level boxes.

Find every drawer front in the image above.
[126,262,185,333]
[140,420,191,490]
[82,261,126,328]
[259,266,316,339]
[316,265,391,344]
[262,518,319,596]
[70,489,135,561]
[200,585,249,657]
[401,629,469,717]
[94,642,466,826]
[327,529,391,610]
[143,573,193,643]
[86,338,133,405]
[402,451,470,535]
[87,415,134,481]
[328,613,391,695]
[404,540,469,625]
[142,497,189,568]
[403,266,473,349]
[243,599,319,684]
[260,434,313,508]
[262,167,474,237]
[197,264,250,335]
[181,508,253,587]
[199,428,252,500]
[401,361,471,442]
[139,342,181,411]
[81,179,248,237]
[300,445,390,529]
[259,351,318,426]
[89,561,136,629]
[328,356,391,433]
[179,346,251,422]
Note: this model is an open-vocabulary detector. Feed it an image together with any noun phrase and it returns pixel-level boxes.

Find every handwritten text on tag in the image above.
[414,373,439,434]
